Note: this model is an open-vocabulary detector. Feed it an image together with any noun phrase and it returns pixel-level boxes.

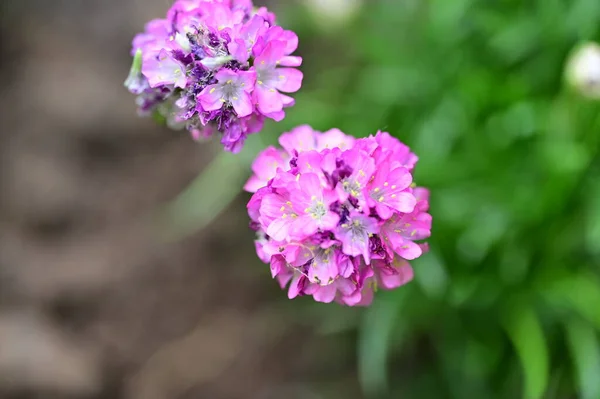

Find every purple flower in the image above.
[125,0,303,152]
[334,147,376,207]
[374,131,419,171]
[335,212,379,264]
[380,189,432,260]
[309,245,340,286]
[371,258,415,290]
[246,126,432,306]
[258,190,298,242]
[290,173,340,236]
[131,19,171,56]
[244,146,290,192]
[366,162,416,219]
[142,49,187,89]
[317,128,355,151]
[228,15,269,63]
[278,124,320,153]
[253,41,303,117]
[200,2,245,32]
[307,276,356,303]
[197,69,255,117]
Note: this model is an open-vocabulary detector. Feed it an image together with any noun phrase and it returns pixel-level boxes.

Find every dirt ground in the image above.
[0,1,361,398]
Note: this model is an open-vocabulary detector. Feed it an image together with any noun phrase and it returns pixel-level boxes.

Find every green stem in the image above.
[159,135,265,241]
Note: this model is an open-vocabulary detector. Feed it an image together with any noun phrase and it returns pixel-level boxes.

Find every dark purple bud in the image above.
[172,50,194,65]
[208,32,220,47]
[313,231,334,243]
[223,60,243,71]
[220,31,232,44]
[347,196,359,208]
[368,207,382,221]
[321,171,335,188]
[369,235,386,259]
[332,159,353,182]
[221,122,246,151]
[330,201,350,224]
[136,88,172,113]
[190,65,208,81]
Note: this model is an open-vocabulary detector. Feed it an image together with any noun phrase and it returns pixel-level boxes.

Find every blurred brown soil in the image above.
[0,1,361,398]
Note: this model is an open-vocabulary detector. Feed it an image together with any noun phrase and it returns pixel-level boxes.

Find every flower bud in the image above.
[566,42,600,99]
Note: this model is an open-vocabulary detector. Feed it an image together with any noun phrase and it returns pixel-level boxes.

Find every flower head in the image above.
[198,69,256,116]
[566,42,600,99]
[246,126,432,306]
[125,0,303,152]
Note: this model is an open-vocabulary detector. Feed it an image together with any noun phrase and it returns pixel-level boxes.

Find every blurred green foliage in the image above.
[170,0,600,397]
[282,0,600,397]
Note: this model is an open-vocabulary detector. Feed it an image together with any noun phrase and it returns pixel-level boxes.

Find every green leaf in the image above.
[585,182,600,255]
[124,48,143,89]
[151,109,167,126]
[539,273,600,332]
[412,250,448,300]
[162,151,244,239]
[501,301,549,399]
[488,18,540,65]
[161,136,261,240]
[565,319,600,399]
[566,0,600,39]
[358,289,408,397]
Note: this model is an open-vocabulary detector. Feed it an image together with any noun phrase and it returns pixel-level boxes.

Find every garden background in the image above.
[1,0,599,398]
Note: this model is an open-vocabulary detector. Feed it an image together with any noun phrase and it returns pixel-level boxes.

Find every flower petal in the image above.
[197,85,224,112]
[280,56,303,67]
[385,191,417,214]
[309,256,339,286]
[263,110,285,122]
[143,49,187,88]
[379,260,414,289]
[255,85,283,114]
[313,285,337,303]
[231,92,253,117]
[270,255,286,278]
[237,69,257,92]
[395,241,422,260]
[278,125,318,153]
[255,40,286,67]
[288,273,306,299]
[280,30,299,54]
[275,68,303,93]
[266,217,292,242]
[280,93,295,107]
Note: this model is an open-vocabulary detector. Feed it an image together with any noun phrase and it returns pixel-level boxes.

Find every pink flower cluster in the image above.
[125,0,303,152]
[245,126,432,306]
